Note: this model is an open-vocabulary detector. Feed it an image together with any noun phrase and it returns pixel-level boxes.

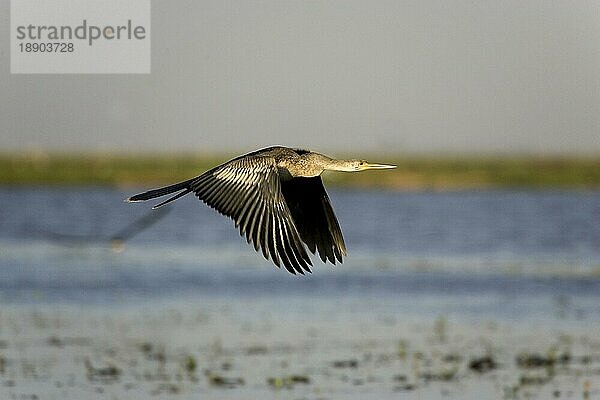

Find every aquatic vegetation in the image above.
[332,359,359,368]
[418,366,458,382]
[84,359,121,383]
[267,375,310,389]
[150,383,181,395]
[433,315,447,343]
[206,372,245,388]
[396,339,408,360]
[468,355,497,373]
[3,152,600,188]
[515,352,570,369]
[184,355,197,374]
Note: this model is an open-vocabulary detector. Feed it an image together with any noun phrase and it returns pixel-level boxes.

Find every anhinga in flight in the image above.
[127,146,396,274]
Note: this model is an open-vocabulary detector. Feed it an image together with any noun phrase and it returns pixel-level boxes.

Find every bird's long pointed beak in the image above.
[362,163,397,170]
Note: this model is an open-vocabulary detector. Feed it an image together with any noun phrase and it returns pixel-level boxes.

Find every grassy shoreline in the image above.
[2,152,600,189]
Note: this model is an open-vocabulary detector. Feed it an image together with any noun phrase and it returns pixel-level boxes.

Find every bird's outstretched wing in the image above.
[281,177,346,264]
[189,155,313,275]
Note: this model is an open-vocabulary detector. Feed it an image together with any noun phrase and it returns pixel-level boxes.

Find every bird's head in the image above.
[336,159,397,172]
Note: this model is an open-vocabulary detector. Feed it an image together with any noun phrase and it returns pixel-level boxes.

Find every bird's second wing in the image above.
[281,177,347,264]
[189,156,312,274]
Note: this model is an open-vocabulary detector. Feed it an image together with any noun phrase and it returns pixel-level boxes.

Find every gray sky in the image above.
[2,1,600,154]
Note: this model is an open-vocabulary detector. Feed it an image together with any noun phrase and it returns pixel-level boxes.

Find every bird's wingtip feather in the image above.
[126,196,144,203]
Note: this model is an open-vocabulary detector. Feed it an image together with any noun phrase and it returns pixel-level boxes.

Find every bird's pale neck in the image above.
[279,152,364,177]
[303,153,360,174]
[323,159,363,172]
[301,153,360,175]
[278,153,331,177]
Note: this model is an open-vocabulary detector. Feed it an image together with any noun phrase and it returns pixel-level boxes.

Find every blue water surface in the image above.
[1,187,599,323]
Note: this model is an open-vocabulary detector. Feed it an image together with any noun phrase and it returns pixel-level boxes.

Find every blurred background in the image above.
[2,1,600,154]
[1,1,600,399]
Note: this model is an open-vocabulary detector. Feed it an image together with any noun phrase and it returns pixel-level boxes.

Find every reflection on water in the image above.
[1,187,599,322]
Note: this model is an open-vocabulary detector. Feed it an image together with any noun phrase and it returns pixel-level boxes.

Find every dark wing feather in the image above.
[189,156,313,274]
[280,177,346,264]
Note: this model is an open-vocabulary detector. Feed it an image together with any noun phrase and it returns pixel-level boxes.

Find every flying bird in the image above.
[127,146,395,274]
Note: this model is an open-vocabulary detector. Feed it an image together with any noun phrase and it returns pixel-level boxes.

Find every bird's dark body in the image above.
[128,146,346,274]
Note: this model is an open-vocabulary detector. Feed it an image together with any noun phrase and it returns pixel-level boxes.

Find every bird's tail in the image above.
[127,177,196,209]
